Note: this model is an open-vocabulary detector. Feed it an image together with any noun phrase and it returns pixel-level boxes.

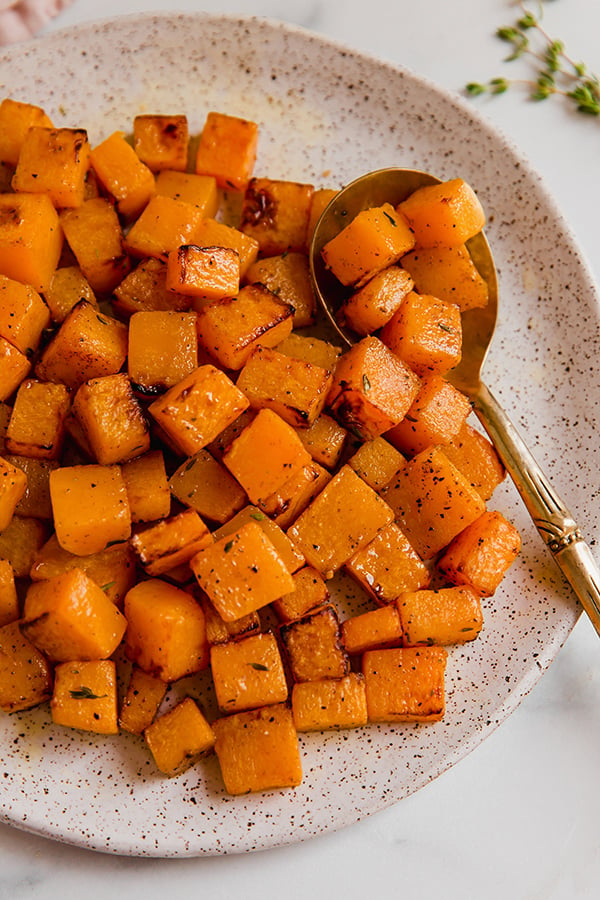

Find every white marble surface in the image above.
[1,0,600,896]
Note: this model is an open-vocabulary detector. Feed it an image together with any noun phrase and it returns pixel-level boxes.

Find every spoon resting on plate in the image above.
[309,167,600,637]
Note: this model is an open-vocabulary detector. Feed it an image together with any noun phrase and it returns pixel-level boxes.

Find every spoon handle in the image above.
[474,381,600,637]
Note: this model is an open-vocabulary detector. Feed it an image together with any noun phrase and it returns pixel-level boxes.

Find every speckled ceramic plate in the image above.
[1,12,598,858]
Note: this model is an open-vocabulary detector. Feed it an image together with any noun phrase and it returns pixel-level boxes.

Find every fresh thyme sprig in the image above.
[465,1,600,116]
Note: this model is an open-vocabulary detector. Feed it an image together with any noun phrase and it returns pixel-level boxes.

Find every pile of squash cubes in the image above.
[0,99,520,795]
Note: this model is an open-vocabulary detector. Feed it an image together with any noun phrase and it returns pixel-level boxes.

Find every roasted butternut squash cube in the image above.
[321,203,415,288]
[51,659,118,733]
[382,446,486,560]
[339,265,414,336]
[237,346,333,428]
[0,515,48,577]
[12,127,91,208]
[362,646,447,722]
[0,455,27,531]
[144,696,216,776]
[124,195,204,260]
[0,559,18,626]
[260,461,331,529]
[166,244,240,303]
[386,376,472,457]
[133,114,189,172]
[72,373,150,465]
[287,465,394,579]
[398,585,484,646]
[442,422,505,501]
[44,265,97,323]
[396,178,485,248]
[59,198,130,294]
[213,703,302,794]
[169,449,246,525]
[127,310,198,395]
[0,276,50,356]
[280,604,349,683]
[380,291,463,376]
[21,567,127,662]
[0,337,31,402]
[124,578,209,681]
[5,379,70,460]
[292,672,368,732]
[401,244,489,312]
[245,251,317,328]
[119,666,167,734]
[222,408,311,506]
[271,565,329,623]
[112,257,191,318]
[241,177,314,255]
[121,449,171,524]
[35,301,128,392]
[195,111,259,191]
[192,218,259,278]
[341,604,403,655]
[210,631,288,714]
[8,455,58,519]
[190,520,295,622]
[131,508,213,576]
[155,170,218,216]
[148,364,250,457]
[213,505,304,575]
[0,620,53,712]
[90,130,155,218]
[345,521,430,605]
[0,98,53,166]
[275,333,341,372]
[293,414,347,470]
[327,336,421,440]
[0,192,63,292]
[201,595,261,646]
[196,284,293,371]
[347,435,405,492]
[438,509,521,596]
[49,463,131,556]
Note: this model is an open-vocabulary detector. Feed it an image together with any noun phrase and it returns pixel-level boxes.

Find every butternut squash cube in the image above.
[112,257,191,318]
[327,336,421,440]
[260,461,331,529]
[0,192,63,292]
[292,672,368,732]
[293,414,347,470]
[51,659,118,733]
[90,130,155,218]
[212,703,302,795]
[155,170,218,216]
[5,379,70,460]
[166,244,240,303]
[49,463,131,556]
[36,301,128,391]
[210,631,288,713]
[345,521,430,605]
[8,455,58,519]
[398,585,484,646]
[245,252,317,328]
[321,203,415,288]
[0,98,53,166]
[0,337,31,402]
[347,435,406,492]
[148,364,250,457]
[442,422,505,501]
[341,604,403,655]
[0,275,50,356]
[195,111,259,191]
[241,177,314,255]
[59,198,130,294]
[0,620,53,712]
[121,450,171,524]
[362,646,447,722]
[12,127,91,208]
[196,284,294,371]
[190,520,295,622]
[437,509,521,596]
[119,666,167,734]
[0,515,48,577]
[44,266,97,323]
[21,567,127,662]
[213,505,304,575]
[169,449,246,525]
[128,310,198,394]
[124,578,209,681]
[124,195,204,260]
[192,218,259,278]
[131,508,213,576]
[287,465,394,579]
[396,178,485,248]
[280,604,349,683]
[144,697,216,776]
[72,373,150,465]
[271,565,329,623]
[201,595,261,646]
[381,446,486,560]
[222,408,311,506]
[0,559,18,626]
[386,375,472,457]
[0,455,27,531]
[133,114,189,172]
[339,265,414,336]
[401,244,489,312]
[380,291,463,377]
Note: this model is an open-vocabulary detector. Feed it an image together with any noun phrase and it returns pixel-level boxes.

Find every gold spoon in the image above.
[309,167,600,636]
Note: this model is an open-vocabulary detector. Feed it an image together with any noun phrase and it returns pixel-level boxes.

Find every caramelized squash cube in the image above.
[192,218,259,278]
[327,336,421,440]
[212,703,302,795]
[339,265,414,336]
[386,375,472,457]
[213,505,304,575]
[0,192,63,292]
[155,170,218,216]
[195,111,259,191]
[128,310,198,394]
[131,508,213,577]
[72,373,150,465]
[0,275,50,356]
[59,198,130,294]
[345,522,430,605]
[44,266,97,323]
[241,177,314,255]
[398,585,484,646]
[245,251,317,328]
[190,520,295,622]
[401,244,489,312]
[119,666,167,734]
[271,565,329,623]
[133,114,189,172]
[347,435,406,492]
[0,337,31,401]
[90,130,155,218]
[124,195,204,260]
[5,378,70,460]
[166,244,240,302]
[396,178,485,248]
[293,414,347,469]
[362,646,447,722]
[0,620,53,712]
[0,559,18,626]
[169,449,247,525]
[292,672,368,731]
[0,455,27,531]
[260,461,331,529]
[12,126,91,208]
[380,291,463,376]
[144,697,215,776]
[112,257,191,318]
[0,98,53,165]
[124,578,209,681]
[437,509,521,596]
[201,595,261,646]
[210,631,288,713]
[341,604,403,655]
[442,422,505,501]
[8,455,58,519]
[51,659,118,733]
[121,449,171,524]
[280,604,349,682]
[21,567,126,662]
[286,465,394,579]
